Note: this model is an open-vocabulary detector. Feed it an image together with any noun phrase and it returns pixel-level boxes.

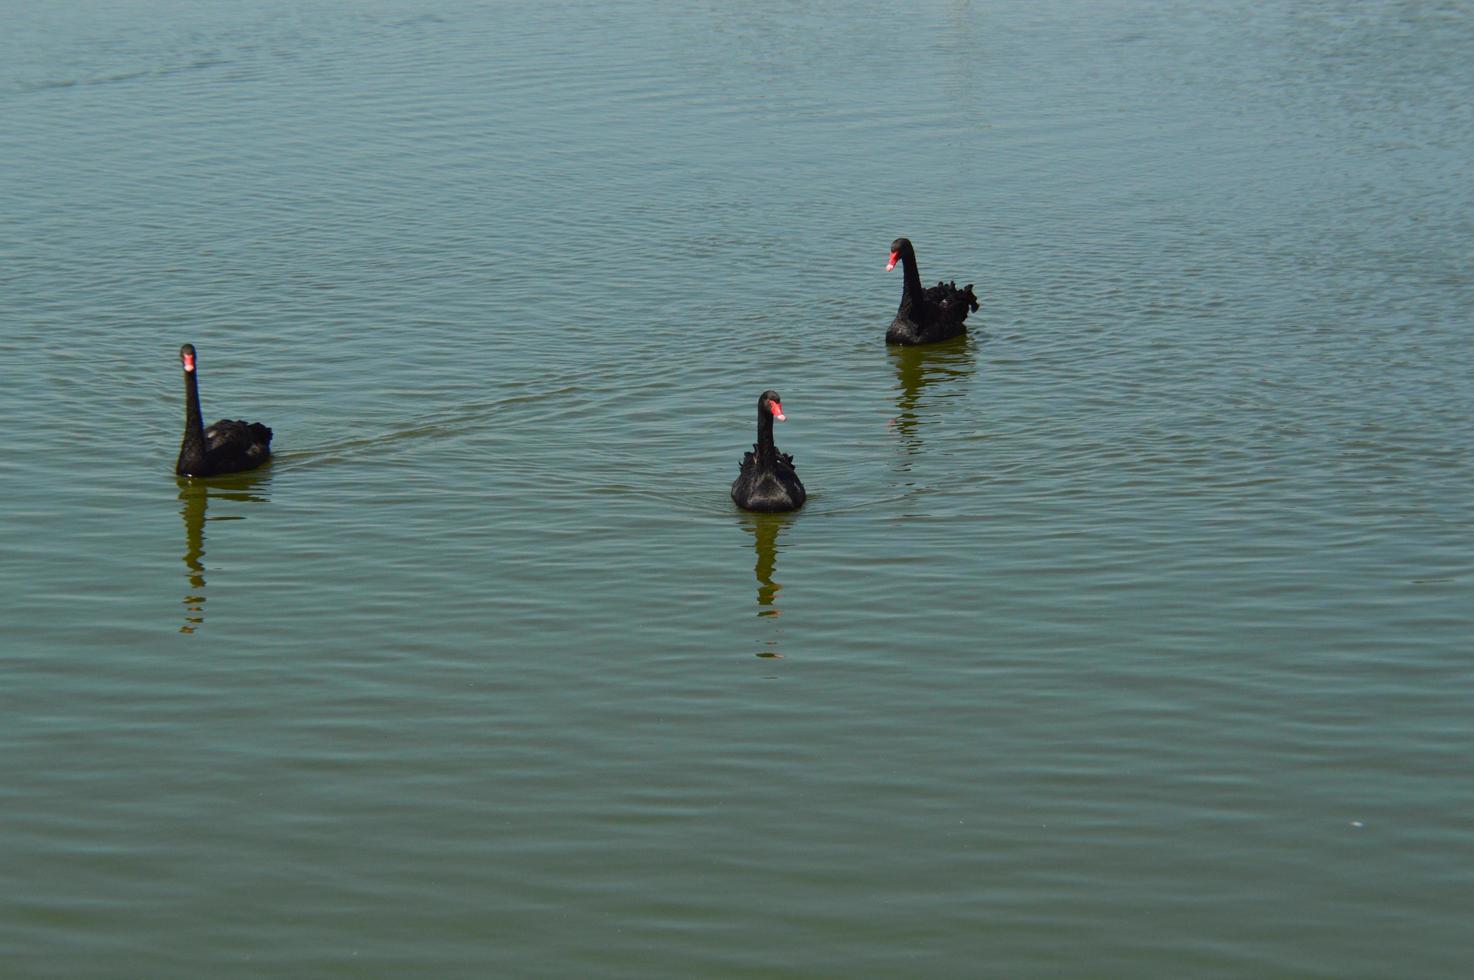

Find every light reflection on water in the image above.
[740,512,794,659]
[176,469,272,634]
[887,334,977,459]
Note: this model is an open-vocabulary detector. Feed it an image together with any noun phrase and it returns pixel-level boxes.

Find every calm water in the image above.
[3,1,1471,976]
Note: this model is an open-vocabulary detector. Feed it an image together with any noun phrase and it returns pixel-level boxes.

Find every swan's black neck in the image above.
[755,404,778,468]
[897,245,925,313]
[178,368,207,474]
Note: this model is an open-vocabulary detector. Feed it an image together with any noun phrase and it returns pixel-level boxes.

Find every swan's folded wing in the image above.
[928,281,979,318]
[923,280,953,304]
[205,418,273,452]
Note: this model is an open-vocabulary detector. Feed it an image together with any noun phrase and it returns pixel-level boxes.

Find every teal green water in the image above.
[3,1,1471,976]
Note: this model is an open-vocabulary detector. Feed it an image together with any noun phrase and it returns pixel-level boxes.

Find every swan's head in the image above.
[180,343,197,373]
[760,389,786,422]
[887,237,913,272]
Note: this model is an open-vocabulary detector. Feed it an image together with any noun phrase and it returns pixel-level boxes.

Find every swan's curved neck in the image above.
[897,248,924,310]
[756,405,778,466]
[178,369,207,473]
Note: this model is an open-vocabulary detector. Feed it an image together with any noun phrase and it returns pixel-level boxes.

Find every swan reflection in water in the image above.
[887,334,976,456]
[740,512,795,659]
[177,469,271,633]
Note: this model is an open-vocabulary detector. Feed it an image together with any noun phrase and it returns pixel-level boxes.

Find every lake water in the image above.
[3,1,1471,976]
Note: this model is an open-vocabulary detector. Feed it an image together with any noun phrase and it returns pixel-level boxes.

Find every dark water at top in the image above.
[2,1,1471,976]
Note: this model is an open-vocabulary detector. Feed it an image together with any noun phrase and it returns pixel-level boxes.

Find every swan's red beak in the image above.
[182,352,195,372]
[886,251,899,272]
[769,401,786,422]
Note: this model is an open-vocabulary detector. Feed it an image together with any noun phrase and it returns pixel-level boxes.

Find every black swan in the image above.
[731,390,806,513]
[885,237,979,345]
[175,343,273,477]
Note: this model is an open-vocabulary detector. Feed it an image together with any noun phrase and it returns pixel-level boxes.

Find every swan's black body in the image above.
[175,344,272,477]
[885,237,979,345]
[731,390,805,513]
